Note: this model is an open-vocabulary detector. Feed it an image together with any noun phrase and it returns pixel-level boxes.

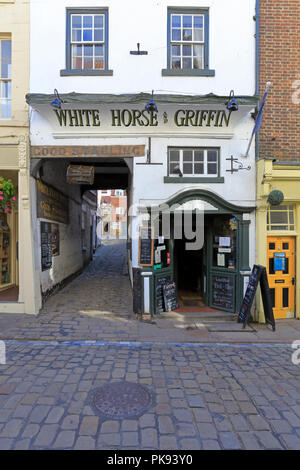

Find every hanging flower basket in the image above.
[0,177,16,214]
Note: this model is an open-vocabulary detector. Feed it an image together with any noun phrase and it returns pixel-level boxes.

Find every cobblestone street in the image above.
[0,342,300,450]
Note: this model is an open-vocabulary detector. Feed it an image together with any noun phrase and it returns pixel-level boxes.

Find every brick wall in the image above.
[259,0,300,161]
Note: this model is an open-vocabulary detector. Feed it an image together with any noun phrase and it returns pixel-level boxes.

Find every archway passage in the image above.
[31,157,134,317]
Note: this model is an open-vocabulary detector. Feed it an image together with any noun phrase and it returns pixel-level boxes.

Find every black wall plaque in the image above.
[238,265,275,330]
[138,226,154,267]
[41,221,52,271]
[211,275,235,311]
[163,281,179,312]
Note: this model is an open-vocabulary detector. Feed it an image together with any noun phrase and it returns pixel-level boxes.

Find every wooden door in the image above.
[267,237,295,319]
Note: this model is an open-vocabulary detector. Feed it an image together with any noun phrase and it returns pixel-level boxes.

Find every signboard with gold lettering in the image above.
[31,145,145,159]
[36,180,69,224]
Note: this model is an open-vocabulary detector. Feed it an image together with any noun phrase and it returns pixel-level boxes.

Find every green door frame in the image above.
[141,189,255,315]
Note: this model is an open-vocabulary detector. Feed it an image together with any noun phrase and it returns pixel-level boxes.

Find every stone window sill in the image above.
[162,68,215,77]
[60,69,113,76]
[164,177,224,183]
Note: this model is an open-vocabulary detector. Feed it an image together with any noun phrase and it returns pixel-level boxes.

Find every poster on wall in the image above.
[51,224,60,256]
[40,222,52,271]
[40,222,60,271]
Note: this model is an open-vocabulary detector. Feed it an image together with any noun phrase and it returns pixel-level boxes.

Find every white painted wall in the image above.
[29,0,257,292]
[30,0,256,96]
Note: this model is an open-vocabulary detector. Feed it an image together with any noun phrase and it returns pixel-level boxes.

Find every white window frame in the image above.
[0,38,12,119]
[70,12,106,71]
[168,148,219,177]
[170,12,205,70]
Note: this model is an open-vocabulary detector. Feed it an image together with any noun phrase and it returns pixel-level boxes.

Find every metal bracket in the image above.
[130,43,148,55]
[226,155,251,174]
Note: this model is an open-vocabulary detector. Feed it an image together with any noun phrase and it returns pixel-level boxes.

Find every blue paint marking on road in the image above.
[4,339,291,348]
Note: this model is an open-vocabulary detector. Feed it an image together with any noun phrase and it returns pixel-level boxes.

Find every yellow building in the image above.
[256,158,300,321]
[0,0,37,313]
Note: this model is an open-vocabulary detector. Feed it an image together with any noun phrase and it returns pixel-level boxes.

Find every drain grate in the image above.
[90,381,153,419]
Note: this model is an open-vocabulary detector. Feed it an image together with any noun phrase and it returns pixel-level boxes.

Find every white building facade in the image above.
[28,0,257,315]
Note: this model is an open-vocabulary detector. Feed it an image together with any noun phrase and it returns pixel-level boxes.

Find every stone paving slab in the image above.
[0,342,299,450]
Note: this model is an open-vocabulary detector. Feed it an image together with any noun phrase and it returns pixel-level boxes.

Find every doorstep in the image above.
[0,302,25,314]
[159,309,235,321]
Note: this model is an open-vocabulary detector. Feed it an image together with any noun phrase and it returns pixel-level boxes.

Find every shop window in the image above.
[168,147,219,178]
[162,9,215,76]
[212,215,237,270]
[61,9,112,76]
[267,205,295,231]
[0,38,11,118]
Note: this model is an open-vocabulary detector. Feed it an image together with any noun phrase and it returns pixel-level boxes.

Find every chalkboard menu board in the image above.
[156,276,171,313]
[138,227,154,267]
[163,281,179,312]
[211,275,235,311]
[238,265,275,330]
[41,222,52,271]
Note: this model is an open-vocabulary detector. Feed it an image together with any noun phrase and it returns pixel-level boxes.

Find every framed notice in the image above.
[138,226,154,267]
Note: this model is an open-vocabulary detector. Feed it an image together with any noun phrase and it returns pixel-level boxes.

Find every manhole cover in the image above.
[90,381,153,419]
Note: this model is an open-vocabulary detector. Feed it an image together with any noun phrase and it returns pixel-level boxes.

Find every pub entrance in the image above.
[174,237,205,308]
[150,190,255,316]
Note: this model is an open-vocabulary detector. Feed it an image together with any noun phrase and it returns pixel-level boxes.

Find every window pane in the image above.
[72,45,82,56]
[84,45,93,56]
[270,211,288,225]
[83,57,93,69]
[194,151,204,161]
[170,150,180,162]
[183,150,192,161]
[194,29,204,41]
[1,100,11,118]
[171,29,181,41]
[1,41,11,60]
[83,16,93,27]
[72,29,81,42]
[95,58,104,69]
[171,58,181,69]
[94,15,104,28]
[170,163,180,174]
[182,45,191,56]
[194,16,203,28]
[183,29,192,41]
[183,16,192,27]
[183,163,193,174]
[83,29,93,41]
[1,61,11,79]
[207,163,217,175]
[94,29,104,42]
[95,45,104,56]
[72,57,82,69]
[182,57,192,68]
[72,15,82,28]
[207,151,218,162]
[172,15,181,27]
[289,211,295,224]
[193,57,203,69]
[194,163,204,174]
[2,81,11,98]
[171,45,180,56]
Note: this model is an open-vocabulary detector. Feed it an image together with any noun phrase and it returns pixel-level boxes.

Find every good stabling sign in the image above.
[138,227,154,267]
[238,265,275,330]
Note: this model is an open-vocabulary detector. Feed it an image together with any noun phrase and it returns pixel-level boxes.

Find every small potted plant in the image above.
[0,176,16,214]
